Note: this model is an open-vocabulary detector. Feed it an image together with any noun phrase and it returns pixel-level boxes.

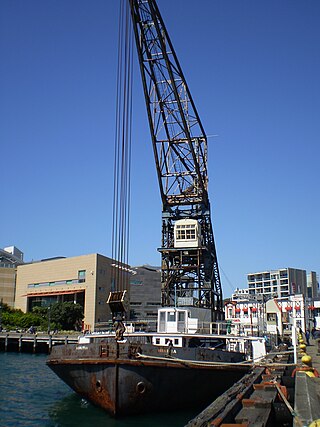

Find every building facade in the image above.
[15,254,130,331]
[225,293,308,336]
[307,271,319,299]
[265,295,306,334]
[231,288,250,301]
[247,268,307,299]
[0,246,25,308]
[129,265,161,321]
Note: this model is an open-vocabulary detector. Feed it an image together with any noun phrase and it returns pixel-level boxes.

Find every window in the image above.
[176,224,196,240]
[78,270,86,283]
[156,338,160,344]
[167,312,176,322]
[178,312,185,322]
[267,313,277,324]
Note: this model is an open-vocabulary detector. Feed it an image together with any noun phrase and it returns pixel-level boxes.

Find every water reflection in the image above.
[1,353,195,427]
[48,393,196,427]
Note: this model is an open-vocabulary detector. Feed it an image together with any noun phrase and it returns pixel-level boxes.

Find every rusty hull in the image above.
[47,341,250,416]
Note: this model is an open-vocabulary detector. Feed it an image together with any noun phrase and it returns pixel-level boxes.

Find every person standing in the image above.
[305,329,310,346]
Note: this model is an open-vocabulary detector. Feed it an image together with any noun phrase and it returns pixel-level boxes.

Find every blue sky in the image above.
[1,0,319,297]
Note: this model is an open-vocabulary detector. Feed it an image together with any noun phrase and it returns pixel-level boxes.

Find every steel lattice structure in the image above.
[129,0,223,320]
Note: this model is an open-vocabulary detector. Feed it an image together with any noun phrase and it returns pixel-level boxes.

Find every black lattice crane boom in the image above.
[129,0,223,320]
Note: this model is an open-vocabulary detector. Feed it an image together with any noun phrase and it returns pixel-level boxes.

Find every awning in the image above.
[22,289,85,297]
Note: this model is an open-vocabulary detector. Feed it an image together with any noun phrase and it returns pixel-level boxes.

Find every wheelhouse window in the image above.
[167,312,176,322]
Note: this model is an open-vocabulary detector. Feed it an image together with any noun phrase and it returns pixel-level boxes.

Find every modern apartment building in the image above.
[0,246,25,307]
[15,253,130,331]
[247,268,307,299]
[307,271,319,299]
[231,288,250,301]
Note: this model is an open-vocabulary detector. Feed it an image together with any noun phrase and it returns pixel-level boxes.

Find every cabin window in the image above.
[178,312,185,322]
[156,338,160,344]
[174,339,179,345]
[167,312,176,322]
[176,224,196,241]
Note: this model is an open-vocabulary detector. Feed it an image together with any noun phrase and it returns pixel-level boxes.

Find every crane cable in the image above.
[111,0,133,292]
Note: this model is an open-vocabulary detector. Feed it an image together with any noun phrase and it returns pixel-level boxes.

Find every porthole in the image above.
[136,381,146,394]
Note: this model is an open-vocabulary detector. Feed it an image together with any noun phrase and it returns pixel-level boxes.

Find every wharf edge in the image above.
[0,332,77,353]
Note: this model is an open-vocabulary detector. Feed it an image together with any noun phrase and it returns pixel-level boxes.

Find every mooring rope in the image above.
[135,352,299,369]
[272,380,304,427]
[136,352,252,368]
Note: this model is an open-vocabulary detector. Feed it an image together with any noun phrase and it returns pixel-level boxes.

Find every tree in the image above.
[49,302,84,331]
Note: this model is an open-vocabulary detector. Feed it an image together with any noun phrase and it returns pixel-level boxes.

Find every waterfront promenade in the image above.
[299,336,320,372]
[294,337,320,427]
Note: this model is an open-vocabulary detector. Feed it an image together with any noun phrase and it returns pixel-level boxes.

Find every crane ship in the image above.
[47,0,264,416]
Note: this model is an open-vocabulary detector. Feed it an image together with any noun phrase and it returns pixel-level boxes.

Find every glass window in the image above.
[178,312,185,322]
[176,224,196,240]
[267,313,277,322]
[167,312,176,322]
[78,270,86,283]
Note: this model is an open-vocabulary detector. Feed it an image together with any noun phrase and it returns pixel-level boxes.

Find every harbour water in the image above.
[0,352,197,426]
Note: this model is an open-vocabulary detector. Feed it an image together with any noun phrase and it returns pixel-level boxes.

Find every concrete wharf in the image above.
[0,332,78,353]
